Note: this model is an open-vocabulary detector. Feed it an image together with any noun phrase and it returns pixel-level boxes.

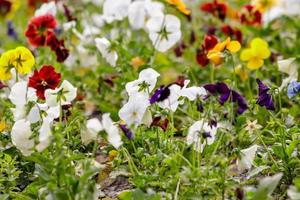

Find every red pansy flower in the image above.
[28,65,61,100]
[46,33,69,62]
[240,5,262,26]
[196,34,218,67]
[221,25,243,43]
[25,14,57,47]
[200,0,227,21]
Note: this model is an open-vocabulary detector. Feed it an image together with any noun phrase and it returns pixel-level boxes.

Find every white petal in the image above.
[36,117,53,152]
[238,145,259,172]
[102,113,123,148]
[82,118,103,145]
[34,2,57,17]
[11,119,34,156]
[128,1,146,30]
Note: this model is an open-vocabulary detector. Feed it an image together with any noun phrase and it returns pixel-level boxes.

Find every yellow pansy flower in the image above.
[0,0,20,19]
[252,0,277,12]
[130,57,145,70]
[234,64,248,81]
[0,121,6,132]
[0,50,16,81]
[240,38,270,70]
[13,46,35,75]
[207,37,241,65]
[166,0,190,15]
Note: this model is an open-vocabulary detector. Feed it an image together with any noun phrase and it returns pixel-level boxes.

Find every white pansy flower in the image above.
[146,14,181,52]
[187,120,218,152]
[102,113,123,149]
[9,81,39,122]
[11,119,34,156]
[179,80,207,101]
[157,84,182,112]
[119,94,150,126]
[125,68,160,96]
[102,0,131,23]
[128,0,164,30]
[82,118,103,145]
[34,2,57,17]
[237,145,259,172]
[278,58,298,91]
[45,80,77,107]
[263,0,300,24]
[95,37,118,67]
[36,117,53,152]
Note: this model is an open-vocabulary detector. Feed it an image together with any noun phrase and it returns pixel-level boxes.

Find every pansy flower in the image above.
[0,0,20,19]
[45,80,77,107]
[46,33,69,62]
[200,0,227,20]
[252,0,277,12]
[167,0,190,15]
[287,81,300,99]
[196,34,218,67]
[25,14,57,47]
[119,124,134,140]
[204,82,248,114]
[146,14,181,52]
[151,116,169,132]
[95,37,118,67]
[256,79,275,110]
[207,37,241,65]
[240,38,270,70]
[28,65,61,100]
[240,4,262,26]
[0,47,35,80]
[221,25,242,43]
[187,120,218,152]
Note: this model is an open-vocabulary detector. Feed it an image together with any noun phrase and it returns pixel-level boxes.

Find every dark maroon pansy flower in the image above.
[221,25,242,43]
[46,33,69,62]
[256,79,275,110]
[0,0,11,16]
[119,124,134,140]
[151,116,169,132]
[196,49,209,67]
[174,42,187,57]
[0,81,7,90]
[28,65,61,100]
[196,34,218,67]
[200,0,227,20]
[240,5,262,26]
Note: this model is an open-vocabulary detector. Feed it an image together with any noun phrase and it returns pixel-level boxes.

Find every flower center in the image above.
[41,80,48,86]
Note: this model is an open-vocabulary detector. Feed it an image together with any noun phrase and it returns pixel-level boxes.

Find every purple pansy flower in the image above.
[149,85,171,104]
[204,82,248,114]
[256,79,275,110]
[7,21,18,40]
[119,124,134,140]
[287,81,300,99]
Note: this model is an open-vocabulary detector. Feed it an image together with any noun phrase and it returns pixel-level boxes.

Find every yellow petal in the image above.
[13,47,35,75]
[240,49,252,61]
[247,58,264,70]
[227,41,241,53]
[251,38,268,49]
[207,51,223,65]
